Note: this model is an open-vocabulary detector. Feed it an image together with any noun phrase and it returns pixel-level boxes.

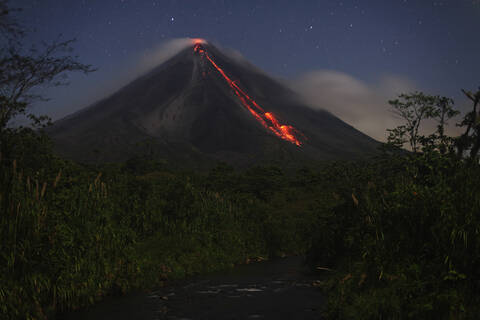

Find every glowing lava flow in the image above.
[194,43,304,146]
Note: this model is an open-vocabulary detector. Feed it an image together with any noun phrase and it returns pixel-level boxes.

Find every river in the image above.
[59,256,325,320]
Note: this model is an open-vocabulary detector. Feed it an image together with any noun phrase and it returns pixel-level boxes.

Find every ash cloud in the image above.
[109,37,197,90]
[136,38,197,76]
[289,70,462,142]
[49,38,198,121]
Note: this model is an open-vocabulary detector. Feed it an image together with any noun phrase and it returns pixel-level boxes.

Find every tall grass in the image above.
[310,153,480,319]
[1,160,136,319]
[1,158,320,319]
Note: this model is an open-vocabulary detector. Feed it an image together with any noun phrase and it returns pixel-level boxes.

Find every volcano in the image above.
[48,39,379,167]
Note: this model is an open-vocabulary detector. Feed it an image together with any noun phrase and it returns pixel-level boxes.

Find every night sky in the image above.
[14,0,480,140]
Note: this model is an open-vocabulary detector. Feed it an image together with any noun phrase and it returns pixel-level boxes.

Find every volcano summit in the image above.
[48,39,379,167]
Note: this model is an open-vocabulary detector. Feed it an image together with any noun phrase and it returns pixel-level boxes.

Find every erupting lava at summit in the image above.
[191,38,207,46]
[194,43,304,146]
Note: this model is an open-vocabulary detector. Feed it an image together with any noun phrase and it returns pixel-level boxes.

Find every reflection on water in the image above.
[59,256,324,320]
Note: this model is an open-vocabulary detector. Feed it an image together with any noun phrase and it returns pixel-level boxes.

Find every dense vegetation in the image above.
[307,90,480,319]
[0,136,332,319]
[311,153,480,319]
[2,112,480,319]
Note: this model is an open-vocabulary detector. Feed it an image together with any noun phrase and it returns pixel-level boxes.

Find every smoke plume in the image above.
[290,70,461,142]
[136,38,201,76]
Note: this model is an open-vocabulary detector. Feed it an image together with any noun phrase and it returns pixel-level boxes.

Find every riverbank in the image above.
[2,159,326,319]
[60,256,325,320]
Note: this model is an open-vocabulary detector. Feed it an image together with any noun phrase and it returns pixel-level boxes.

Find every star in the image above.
[12,0,479,131]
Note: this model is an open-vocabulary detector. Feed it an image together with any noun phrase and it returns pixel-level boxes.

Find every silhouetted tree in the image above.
[0,0,95,162]
[456,87,480,161]
[421,96,458,154]
[387,92,458,153]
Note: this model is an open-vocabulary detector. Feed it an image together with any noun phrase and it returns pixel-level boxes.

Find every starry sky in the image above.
[13,0,480,139]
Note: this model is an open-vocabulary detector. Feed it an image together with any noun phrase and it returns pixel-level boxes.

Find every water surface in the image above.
[60,256,324,320]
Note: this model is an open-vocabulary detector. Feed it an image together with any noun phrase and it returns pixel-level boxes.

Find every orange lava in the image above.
[191,38,207,45]
[194,43,205,53]
[194,44,304,146]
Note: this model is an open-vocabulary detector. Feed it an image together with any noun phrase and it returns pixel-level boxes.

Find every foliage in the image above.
[456,88,480,161]
[0,148,329,319]
[309,145,480,318]
[4,87,478,319]
[387,92,458,154]
[0,0,95,167]
[303,89,480,319]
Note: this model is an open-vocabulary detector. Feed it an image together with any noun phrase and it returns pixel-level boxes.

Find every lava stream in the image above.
[194,43,304,146]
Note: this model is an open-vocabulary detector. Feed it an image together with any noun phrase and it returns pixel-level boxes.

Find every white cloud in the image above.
[289,70,461,142]
[48,38,205,121]
[136,38,204,76]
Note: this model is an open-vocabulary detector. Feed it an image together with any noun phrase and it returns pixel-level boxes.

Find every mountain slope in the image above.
[48,40,379,167]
